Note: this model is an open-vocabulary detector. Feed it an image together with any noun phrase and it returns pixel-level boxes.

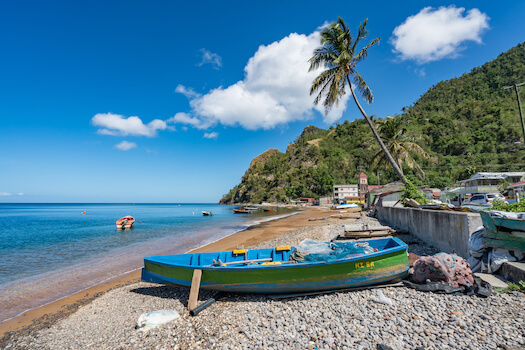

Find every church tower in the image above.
[358,172,368,196]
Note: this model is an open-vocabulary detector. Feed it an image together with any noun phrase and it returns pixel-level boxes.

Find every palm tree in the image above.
[309,17,406,183]
[372,116,429,179]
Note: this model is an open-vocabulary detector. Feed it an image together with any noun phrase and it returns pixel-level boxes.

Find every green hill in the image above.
[220,43,525,204]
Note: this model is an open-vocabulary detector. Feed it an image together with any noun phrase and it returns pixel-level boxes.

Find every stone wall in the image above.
[376,206,483,258]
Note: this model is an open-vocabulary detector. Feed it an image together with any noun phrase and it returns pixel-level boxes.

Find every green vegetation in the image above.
[490,200,525,212]
[220,43,525,204]
[498,280,525,293]
[372,116,429,179]
[400,180,428,206]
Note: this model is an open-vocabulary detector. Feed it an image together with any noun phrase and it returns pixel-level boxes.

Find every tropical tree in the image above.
[372,115,430,179]
[309,17,406,183]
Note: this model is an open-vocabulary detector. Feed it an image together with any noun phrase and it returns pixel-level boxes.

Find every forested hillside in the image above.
[220,43,525,204]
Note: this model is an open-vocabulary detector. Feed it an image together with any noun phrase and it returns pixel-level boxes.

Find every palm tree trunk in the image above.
[347,78,407,184]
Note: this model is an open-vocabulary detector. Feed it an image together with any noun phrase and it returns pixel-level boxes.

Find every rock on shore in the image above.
[3,218,525,350]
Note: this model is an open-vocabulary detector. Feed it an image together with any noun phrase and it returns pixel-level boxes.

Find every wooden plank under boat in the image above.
[233,209,250,214]
[141,238,409,294]
[116,215,135,229]
[480,211,525,253]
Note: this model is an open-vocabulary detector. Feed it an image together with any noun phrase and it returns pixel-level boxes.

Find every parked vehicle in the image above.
[467,193,508,206]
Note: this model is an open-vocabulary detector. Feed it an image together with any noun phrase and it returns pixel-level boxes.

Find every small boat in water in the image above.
[244,207,259,211]
[141,237,409,294]
[233,209,250,214]
[116,215,135,229]
[263,208,276,212]
[202,211,213,216]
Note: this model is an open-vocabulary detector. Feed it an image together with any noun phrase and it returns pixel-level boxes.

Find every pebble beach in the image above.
[2,213,525,350]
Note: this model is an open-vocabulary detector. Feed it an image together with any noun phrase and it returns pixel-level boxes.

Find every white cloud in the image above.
[203,132,218,139]
[391,6,489,64]
[17,193,24,196]
[167,112,213,130]
[91,113,168,137]
[115,141,137,151]
[175,85,201,99]
[414,67,426,77]
[173,31,349,130]
[0,192,12,196]
[198,49,222,69]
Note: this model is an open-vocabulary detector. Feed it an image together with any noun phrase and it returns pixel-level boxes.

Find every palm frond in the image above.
[352,71,373,103]
[310,68,338,105]
[351,19,369,55]
[353,37,380,64]
[309,52,336,71]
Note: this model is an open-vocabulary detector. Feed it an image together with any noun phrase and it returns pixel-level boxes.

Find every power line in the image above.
[420,163,525,170]
[504,82,525,144]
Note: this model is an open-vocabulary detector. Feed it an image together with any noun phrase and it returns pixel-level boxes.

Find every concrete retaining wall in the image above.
[376,206,483,258]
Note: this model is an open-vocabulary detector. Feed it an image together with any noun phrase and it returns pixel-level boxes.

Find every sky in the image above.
[1,1,524,203]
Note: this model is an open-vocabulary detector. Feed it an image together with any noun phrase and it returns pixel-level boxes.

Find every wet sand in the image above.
[0,206,335,338]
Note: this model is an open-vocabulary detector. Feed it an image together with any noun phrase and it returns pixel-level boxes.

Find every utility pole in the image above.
[504,82,525,144]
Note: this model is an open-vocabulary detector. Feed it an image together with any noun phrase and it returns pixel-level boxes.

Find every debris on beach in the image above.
[370,290,393,306]
[411,253,474,288]
[404,252,492,297]
[136,310,180,331]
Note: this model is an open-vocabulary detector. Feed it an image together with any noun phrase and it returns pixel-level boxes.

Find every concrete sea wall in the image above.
[376,206,483,258]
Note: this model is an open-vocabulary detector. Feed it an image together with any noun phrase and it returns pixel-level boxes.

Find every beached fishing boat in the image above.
[116,215,135,229]
[480,211,525,252]
[202,211,213,216]
[233,209,249,214]
[141,237,409,294]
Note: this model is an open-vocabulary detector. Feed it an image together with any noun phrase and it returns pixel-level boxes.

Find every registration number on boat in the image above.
[355,261,374,269]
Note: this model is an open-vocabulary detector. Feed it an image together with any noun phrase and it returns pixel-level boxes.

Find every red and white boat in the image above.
[116,215,135,229]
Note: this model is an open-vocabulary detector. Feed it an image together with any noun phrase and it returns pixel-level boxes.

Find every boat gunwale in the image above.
[144,237,408,272]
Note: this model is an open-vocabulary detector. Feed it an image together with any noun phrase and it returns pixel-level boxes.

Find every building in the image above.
[507,180,525,201]
[333,173,372,204]
[457,172,525,197]
[319,196,332,206]
[358,172,368,195]
[333,184,359,204]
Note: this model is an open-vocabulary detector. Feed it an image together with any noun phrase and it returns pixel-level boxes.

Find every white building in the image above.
[333,184,358,204]
[457,172,525,196]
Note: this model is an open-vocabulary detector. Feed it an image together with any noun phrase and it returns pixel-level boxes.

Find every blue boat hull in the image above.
[142,237,410,294]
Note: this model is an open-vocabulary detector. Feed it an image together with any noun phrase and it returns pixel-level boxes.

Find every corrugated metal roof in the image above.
[457,172,525,183]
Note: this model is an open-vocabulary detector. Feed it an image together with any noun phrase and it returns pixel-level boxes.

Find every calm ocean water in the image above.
[0,203,294,323]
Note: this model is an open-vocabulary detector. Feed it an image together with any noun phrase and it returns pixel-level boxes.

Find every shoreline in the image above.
[0,206,333,338]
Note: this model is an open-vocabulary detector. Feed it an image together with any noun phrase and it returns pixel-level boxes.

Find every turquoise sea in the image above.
[0,203,294,323]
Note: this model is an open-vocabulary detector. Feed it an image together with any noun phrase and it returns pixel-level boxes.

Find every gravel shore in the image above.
[3,216,524,350]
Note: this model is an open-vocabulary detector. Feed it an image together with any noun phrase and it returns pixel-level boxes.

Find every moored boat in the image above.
[244,207,259,211]
[480,211,525,252]
[263,208,276,212]
[202,211,213,216]
[141,237,409,294]
[116,215,135,229]
[233,209,250,214]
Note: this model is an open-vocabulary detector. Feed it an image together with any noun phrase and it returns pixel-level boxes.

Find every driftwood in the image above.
[404,198,420,208]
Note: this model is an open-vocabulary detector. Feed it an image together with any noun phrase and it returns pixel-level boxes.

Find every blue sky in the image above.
[1,1,524,203]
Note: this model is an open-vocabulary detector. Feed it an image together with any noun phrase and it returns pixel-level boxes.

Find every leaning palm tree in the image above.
[372,116,429,179]
[309,17,406,183]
